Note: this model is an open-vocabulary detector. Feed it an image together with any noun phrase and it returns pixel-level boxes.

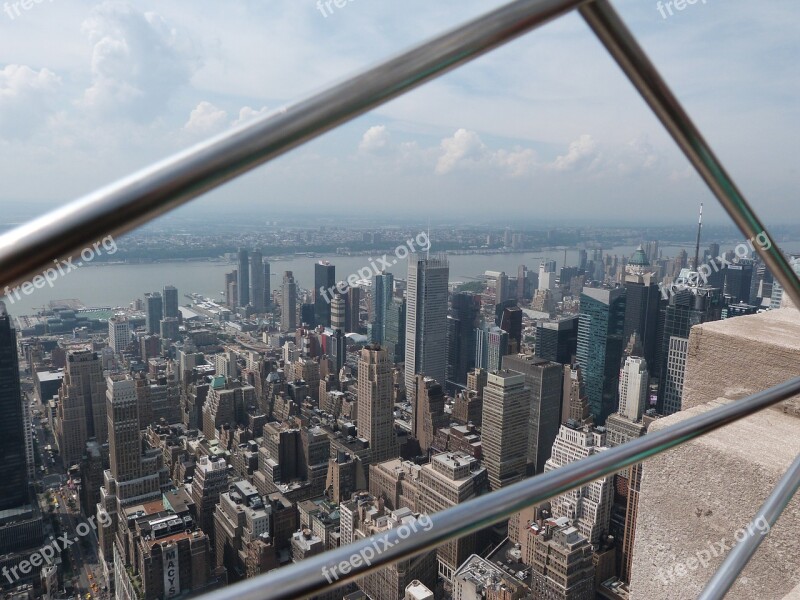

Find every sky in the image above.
[0,0,798,226]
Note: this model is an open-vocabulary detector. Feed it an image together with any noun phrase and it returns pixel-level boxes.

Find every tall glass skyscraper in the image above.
[144,291,163,335]
[237,247,250,307]
[446,291,480,388]
[0,302,28,510]
[384,297,406,364]
[250,249,265,311]
[315,262,336,328]
[405,254,449,396]
[622,247,660,368]
[162,285,180,321]
[371,271,394,344]
[576,286,626,424]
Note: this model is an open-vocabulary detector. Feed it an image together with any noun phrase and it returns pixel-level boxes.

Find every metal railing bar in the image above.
[697,452,800,600]
[579,0,800,310]
[205,377,800,600]
[0,0,588,293]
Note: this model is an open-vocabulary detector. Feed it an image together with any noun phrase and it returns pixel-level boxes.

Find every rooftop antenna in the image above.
[693,203,703,271]
[427,219,431,259]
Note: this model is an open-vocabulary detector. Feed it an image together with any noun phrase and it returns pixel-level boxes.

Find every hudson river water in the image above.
[5,241,797,317]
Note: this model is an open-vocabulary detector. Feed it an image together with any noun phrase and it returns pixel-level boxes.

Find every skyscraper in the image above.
[345,284,361,333]
[144,292,163,335]
[108,316,131,354]
[446,291,480,388]
[545,423,613,547]
[371,271,394,343]
[413,375,447,455]
[529,517,595,600]
[263,260,271,309]
[502,354,564,475]
[315,261,336,328]
[250,248,265,311]
[498,304,523,354]
[576,286,626,424]
[330,292,346,331]
[535,315,579,365]
[281,271,297,332]
[658,285,722,415]
[496,271,509,304]
[357,345,396,462]
[225,270,238,308]
[475,325,508,373]
[56,350,107,467]
[384,297,406,364]
[622,246,660,368]
[0,302,28,510]
[517,264,528,302]
[619,356,649,422]
[481,369,529,490]
[539,260,557,291]
[162,285,179,321]
[405,254,449,396]
[237,247,250,307]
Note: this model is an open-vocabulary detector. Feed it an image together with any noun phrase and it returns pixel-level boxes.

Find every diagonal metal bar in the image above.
[579,0,800,310]
[0,0,588,293]
[201,377,800,600]
[697,452,800,600]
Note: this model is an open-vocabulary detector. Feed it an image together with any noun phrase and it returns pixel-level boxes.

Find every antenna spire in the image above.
[693,202,703,272]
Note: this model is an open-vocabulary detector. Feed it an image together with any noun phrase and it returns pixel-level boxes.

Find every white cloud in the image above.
[359,125,390,152]
[233,106,270,127]
[184,101,227,136]
[435,128,486,174]
[547,134,598,171]
[0,65,61,139]
[80,2,197,120]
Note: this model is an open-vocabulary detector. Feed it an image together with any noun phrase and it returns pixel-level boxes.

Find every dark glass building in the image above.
[237,247,250,307]
[371,272,394,344]
[144,292,163,335]
[622,247,660,367]
[163,285,179,321]
[314,262,336,328]
[576,286,626,424]
[0,302,28,510]
[535,315,579,365]
[446,292,481,389]
[384,297,406,364]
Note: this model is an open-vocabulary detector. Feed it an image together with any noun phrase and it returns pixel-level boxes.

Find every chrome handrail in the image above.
[205,377,800,600]
[698,452,800,600]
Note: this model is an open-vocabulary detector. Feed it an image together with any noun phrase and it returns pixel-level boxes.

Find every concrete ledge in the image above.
[630,398,800,600]
[682,308,800,415]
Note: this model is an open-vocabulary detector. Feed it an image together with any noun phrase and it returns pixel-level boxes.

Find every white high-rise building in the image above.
[544,423,613,547]
[770,255,800,309]
[539,260,557,291]
[618,356,649,422]
[108,316,130,354]
[405,254,449,396]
